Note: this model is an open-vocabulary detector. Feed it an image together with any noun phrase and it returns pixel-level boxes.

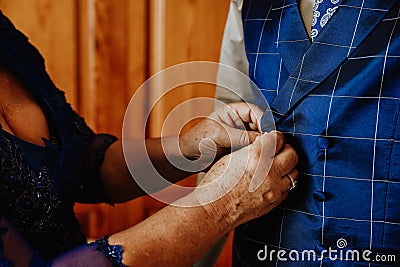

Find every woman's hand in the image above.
[195,130,299,228]
[179,102,263,160]
[101,102,264,202]
[106,131,298,267]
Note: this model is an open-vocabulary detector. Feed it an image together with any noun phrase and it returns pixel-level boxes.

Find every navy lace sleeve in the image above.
[75,131,118,204]
[0,214,126,267]
[49,237,126,267]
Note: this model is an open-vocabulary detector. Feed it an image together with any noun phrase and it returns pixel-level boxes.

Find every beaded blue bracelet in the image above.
[92,236,126,267]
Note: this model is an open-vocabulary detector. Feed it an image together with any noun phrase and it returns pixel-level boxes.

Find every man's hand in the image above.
[179,102,263,160]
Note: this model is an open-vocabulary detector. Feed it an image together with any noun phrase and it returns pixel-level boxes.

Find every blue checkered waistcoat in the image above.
[233,0,400,266]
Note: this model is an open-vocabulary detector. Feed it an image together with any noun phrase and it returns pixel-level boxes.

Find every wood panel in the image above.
[78,0,129,135]
[148,0,230,137]
[76,0,148,237]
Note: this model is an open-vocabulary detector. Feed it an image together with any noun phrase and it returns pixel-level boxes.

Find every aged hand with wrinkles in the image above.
[106,130,299,267]
[195,130,299,228]
[179,102,264,160]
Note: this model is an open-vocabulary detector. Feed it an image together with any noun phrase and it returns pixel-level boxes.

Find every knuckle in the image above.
[262,189,282,204]
[263,191,276,202]
[239,131,250,146]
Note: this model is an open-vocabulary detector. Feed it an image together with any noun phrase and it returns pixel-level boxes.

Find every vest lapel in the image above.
[263,0,398,130]
[277,0,311,75]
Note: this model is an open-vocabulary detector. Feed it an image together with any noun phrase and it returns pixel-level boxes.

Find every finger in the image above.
[248,122,259,131]
[250,131,284,158]
[270,131,285,154]
[223,105,248,130]
[248,132,279,191]
[272,144,298,176]
[226,127,261,149]
[223,102,263,130]
[235,103,263,127]
[243,103,263,131]
[280,169,299,192]
[212,106,237,129]
[248,107,264,132]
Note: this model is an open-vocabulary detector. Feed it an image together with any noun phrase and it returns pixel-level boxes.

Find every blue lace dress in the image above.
[0,11,125,267]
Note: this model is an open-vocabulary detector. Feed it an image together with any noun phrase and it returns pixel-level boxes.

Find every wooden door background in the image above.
[0,0,231,266]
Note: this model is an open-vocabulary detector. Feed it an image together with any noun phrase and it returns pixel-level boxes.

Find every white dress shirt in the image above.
[216,0,315,104]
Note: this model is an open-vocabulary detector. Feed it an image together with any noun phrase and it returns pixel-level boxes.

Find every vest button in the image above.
[313,191,330,202]
[317,136,330,149]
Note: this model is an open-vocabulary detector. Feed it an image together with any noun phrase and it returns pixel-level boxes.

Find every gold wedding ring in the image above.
[287,173,297,191]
